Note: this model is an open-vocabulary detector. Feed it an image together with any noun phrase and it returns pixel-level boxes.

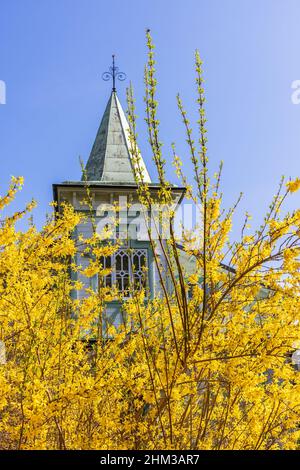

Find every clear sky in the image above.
[0,0,299,237]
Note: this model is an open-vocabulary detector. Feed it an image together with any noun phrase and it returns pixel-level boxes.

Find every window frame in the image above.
[99,247,149,298]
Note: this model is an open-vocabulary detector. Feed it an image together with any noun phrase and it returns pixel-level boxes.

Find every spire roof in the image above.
[83,91,151,184]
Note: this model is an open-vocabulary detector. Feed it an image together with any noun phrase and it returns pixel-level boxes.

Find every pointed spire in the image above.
[83,91,152,183]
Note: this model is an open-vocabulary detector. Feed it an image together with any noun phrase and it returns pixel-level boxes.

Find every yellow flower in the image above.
[286,177,300,193]
[188,273,199,285]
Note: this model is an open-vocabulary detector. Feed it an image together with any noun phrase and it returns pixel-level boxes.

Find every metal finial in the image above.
[102,54,126,92]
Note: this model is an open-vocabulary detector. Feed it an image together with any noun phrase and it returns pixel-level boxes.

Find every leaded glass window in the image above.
[99,248,148,296]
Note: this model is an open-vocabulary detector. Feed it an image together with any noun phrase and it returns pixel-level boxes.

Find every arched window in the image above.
[100,248,148,296]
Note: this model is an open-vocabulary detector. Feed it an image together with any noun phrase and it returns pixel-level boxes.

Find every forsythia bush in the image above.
[0,32,299,450]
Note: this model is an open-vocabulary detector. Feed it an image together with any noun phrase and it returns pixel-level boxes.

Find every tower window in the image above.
[100,248,148,296]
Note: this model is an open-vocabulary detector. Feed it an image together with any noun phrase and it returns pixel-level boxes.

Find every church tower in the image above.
[53,57,185,327]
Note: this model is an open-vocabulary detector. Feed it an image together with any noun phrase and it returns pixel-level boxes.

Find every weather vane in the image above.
[102,54,126,92]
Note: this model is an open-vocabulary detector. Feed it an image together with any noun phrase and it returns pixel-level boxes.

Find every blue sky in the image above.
[0,0,299,237]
